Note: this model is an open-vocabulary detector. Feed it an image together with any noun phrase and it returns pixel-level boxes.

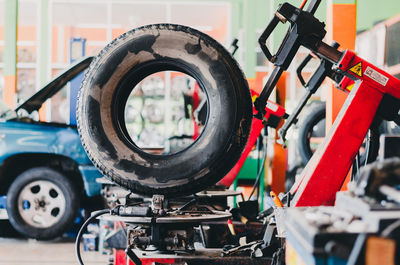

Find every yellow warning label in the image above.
[349,62,363,77]
[345,83,354,92]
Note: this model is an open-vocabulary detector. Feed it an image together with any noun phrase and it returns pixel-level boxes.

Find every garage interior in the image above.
[0,0,399,265]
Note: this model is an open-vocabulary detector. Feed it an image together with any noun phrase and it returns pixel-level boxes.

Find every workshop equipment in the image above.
[97,191,270,265]
[286,158,400,265]
[75,1,400,264]
[255,0,400,206]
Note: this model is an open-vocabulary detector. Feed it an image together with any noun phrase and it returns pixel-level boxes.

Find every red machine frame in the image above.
[291,50,400,206]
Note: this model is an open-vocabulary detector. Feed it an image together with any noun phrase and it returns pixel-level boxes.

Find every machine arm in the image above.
[255,1,326,119]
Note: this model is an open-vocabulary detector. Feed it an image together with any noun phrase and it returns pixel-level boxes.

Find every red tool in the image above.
[291,50,400,206]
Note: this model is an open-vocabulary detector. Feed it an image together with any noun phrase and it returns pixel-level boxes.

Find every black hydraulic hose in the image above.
[75,209,111,265]
[256,135,262,177]
[248,134,268,201]
[247,152,267,201]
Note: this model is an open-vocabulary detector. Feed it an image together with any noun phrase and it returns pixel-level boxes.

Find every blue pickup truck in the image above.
[0,57,103,240]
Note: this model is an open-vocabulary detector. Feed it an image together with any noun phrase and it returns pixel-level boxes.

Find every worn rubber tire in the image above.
[77,24,252,197]
[6,167,79,240]
[297,102,326,165]
[297,101,380,166]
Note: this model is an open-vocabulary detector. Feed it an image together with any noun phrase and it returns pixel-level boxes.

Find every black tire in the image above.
[297,102,326,165]
[77,24,252,197]
[6,167,80,240]
[297,101,380,166]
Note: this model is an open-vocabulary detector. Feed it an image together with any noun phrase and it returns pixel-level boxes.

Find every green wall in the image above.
[242,0,328,77]
[357,0,400,31]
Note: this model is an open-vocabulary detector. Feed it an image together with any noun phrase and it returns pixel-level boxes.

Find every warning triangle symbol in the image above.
[349,62,363,77]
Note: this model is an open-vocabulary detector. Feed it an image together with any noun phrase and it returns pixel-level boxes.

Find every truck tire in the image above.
[77,24,252,197]
[6,167,79,240]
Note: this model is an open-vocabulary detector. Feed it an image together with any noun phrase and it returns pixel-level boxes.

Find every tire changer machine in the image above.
[76,1,400,264]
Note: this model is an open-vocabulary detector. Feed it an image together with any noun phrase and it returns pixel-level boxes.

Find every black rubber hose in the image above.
[247,129,268,201]
[248,153,267,200]
[247,137,268,201]
[75,209,111,265]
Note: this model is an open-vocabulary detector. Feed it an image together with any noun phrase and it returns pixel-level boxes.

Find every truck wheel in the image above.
[77,24,252,197]
[6,167,79,240]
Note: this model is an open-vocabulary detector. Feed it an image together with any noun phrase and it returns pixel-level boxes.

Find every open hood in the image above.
[15,56,94,114]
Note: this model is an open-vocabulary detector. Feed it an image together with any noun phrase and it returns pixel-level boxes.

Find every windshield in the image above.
[0,100,17,120]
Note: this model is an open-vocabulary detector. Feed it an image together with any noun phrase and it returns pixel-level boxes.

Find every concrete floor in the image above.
[0,238,109,265]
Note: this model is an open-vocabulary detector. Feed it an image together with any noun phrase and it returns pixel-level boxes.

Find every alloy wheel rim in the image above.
[17,180,66,228]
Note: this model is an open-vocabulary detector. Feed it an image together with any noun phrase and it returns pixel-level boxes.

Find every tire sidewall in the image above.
[78,24,252,196]
[6,167,79,240]
[297,102,326,165]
